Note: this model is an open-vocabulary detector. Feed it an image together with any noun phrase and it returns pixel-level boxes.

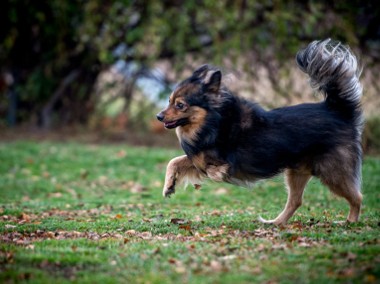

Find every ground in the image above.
[0,142,379,283]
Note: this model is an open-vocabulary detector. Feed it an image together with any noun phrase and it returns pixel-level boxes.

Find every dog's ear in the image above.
[192,64,210,79]
[204,70,221,93]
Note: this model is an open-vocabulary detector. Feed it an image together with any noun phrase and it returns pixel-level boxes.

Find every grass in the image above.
[0,141,379,283]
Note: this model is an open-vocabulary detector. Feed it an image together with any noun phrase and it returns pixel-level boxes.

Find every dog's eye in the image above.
[175,103,185,110]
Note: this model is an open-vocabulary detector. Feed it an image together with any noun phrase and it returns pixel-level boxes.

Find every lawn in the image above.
[0,141,379,283]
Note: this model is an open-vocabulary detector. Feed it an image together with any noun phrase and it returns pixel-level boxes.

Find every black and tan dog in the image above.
[156,39,363,225]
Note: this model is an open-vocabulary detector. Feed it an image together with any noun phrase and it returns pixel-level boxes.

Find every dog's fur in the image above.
[157,39,364,225]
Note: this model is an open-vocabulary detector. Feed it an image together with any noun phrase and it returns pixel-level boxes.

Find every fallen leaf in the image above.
[21,196,30,202]
[194,184,202,190]
[139,232,152,239]
[116,150,127,158]
[175,266,186,274]
[42,171,50,178]
[219,255,237,261]
[215,187,229,195]
[251,267,262,275]
[364,275,377,283]
[170,218,188,225]
[339,267,356,278]
[168,258,177,264]
[210,260,223,272]
[211,210,222,216]
[290,221,303,230]
[5,224,16,229]
[346,252,357,262]
[80,169,89,179]
[20,213,31,222]
[114,214,123,219]
[179,224,192,231]
[98,176,108,184]
[256,243,266,252]
[130,183,145,193]
[152,180,162,187]
[25,244,35,250]
[49,192,62,198]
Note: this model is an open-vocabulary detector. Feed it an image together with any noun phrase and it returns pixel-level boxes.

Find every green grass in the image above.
[0,141,379,283]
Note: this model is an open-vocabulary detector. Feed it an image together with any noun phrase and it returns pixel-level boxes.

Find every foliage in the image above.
[363,116,380,155]
[0,142,379,283]
[0,1,379,127]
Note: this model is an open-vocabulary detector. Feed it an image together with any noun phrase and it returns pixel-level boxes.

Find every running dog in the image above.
[156,39,363,225]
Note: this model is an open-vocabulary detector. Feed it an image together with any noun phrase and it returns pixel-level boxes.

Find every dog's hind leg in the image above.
[320,175,362,223]
[259,169,311,225]
[163,155,204,197]
[318,147,362,222]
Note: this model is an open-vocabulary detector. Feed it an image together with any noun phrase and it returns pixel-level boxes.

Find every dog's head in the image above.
[156,65,222,129]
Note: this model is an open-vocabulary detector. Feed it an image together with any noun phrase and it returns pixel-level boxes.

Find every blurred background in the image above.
[0,0,379,153]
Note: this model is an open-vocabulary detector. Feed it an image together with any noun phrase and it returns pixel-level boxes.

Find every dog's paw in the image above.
[258,216,285,226]
[163,185,175,198]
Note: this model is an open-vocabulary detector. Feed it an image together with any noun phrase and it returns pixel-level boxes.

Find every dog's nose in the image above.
[156,112,165,122]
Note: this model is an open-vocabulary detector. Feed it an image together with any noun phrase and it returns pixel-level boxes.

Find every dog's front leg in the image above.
[163,155,203,197]
[206,164,229,182]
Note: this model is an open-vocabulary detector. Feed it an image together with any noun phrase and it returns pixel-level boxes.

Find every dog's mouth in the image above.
[164,118,188,129]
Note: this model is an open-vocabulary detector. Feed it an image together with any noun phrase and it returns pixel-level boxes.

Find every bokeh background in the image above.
[1,0,379,152]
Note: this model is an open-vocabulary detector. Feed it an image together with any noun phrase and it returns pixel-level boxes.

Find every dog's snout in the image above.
[156,112,165,122]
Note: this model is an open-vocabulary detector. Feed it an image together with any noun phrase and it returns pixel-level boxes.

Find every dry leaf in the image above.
[339,267,356,278]
[114,214,123,219]
[20,213,31,222]
[80,169,89,179]
[5,224,16,229]
[252,267,262,275]
[168,258,177,264]
[346,252,357,262]
[364,274,377,283]
[126,230,136,235]
[116,150,127,158]
[25,244,35,250]
[130,183,145,193]
[49,192,62,198]
[170,218,188,225]
[215,188,229,195]
[219,255,236,261]
[210,260,223,272]
[179,224,192,231]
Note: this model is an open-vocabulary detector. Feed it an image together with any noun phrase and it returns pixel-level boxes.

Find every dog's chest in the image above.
[190,152,207,171]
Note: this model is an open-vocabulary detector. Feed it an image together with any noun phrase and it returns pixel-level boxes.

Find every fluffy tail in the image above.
[296,39,363,124]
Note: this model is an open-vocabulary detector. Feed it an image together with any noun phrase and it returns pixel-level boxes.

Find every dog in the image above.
[156,39,363,225]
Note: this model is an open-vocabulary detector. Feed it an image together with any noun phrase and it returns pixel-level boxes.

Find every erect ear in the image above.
[192,64,210,79]
[204,70,221,93]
